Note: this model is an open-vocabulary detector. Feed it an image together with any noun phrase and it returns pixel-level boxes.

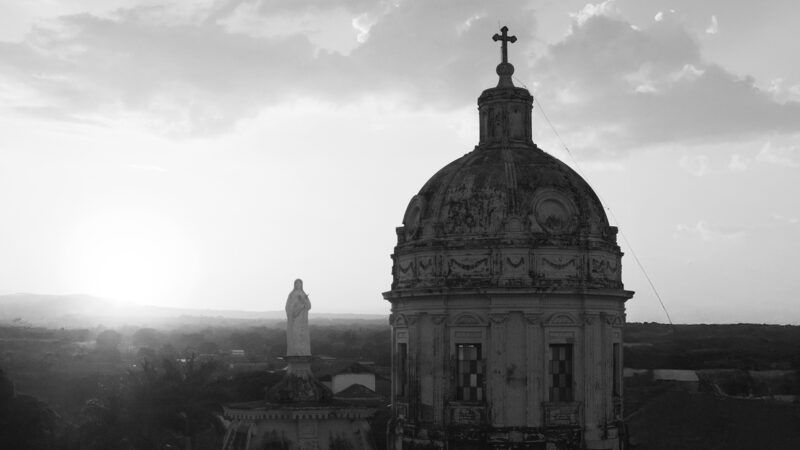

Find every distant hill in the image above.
[0,293,386,328]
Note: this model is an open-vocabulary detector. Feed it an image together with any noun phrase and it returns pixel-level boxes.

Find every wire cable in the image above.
[525,87,674,325]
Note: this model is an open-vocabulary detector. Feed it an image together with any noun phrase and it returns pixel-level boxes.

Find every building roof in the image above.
[334,383,382,399]
[333,383,386,406]
[315,361,375,381]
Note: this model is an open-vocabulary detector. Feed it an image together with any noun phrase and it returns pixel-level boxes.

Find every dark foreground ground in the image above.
[1,321,799,449]
[627,388,800,450]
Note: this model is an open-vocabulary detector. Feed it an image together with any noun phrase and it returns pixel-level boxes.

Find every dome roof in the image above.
[402,145,609,244]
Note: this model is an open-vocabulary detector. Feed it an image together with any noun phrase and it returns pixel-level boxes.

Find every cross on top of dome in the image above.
[492,26,517,64]
[492,26,517,88]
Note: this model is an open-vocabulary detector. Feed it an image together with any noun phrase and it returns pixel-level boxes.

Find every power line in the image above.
[528,89,674,325]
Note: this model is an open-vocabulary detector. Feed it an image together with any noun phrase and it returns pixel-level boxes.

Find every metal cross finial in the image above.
[492,26,517,64]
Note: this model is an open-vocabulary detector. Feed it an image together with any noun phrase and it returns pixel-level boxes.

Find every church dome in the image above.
[388,28,623,294]
[402,144,609,243]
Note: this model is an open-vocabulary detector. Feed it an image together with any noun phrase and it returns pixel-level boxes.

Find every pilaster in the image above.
[431,314,447,424]
[489,313,508,426]
[406,314,420,422]
[524,313,543,427]
[581,313,602,441]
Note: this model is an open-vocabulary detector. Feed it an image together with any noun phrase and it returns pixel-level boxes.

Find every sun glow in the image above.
[61,210,197,306]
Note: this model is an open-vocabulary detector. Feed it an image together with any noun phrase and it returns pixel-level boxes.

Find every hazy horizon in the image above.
[1,0,799,323]
[3,292,797,327]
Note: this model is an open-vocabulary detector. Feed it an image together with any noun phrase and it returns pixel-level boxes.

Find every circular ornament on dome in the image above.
[403,195,425,239]
[531,189,577,234]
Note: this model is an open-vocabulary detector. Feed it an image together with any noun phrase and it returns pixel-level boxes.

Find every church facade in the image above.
[384,27,633,450]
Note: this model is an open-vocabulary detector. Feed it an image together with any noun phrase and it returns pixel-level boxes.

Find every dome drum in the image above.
[389,246,623,293]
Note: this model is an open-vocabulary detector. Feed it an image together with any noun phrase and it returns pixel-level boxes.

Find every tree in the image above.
[0,367,66,449]
[132,328,163,349]
[137,347,158,364]
[95,329,121,351]
[95,329,122,362]
[198,341,220,355]
[78,357,228,449]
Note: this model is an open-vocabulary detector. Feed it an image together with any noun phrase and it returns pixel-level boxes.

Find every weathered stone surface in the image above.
[265,356,332,404]
[389,144,624,292]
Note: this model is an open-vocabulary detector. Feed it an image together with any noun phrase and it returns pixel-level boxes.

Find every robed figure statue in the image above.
[285,279,311,356]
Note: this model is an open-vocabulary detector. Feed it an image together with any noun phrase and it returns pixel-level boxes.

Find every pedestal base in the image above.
[265,355,332,403]
[284,355,313,375]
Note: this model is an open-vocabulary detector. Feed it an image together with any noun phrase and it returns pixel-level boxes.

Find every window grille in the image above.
[549,343,573,402]
[455,343,483,402]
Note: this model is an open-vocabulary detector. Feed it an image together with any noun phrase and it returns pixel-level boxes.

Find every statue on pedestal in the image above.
[224,278,373,450]
[285,278,311,356]
[267,279,330,403]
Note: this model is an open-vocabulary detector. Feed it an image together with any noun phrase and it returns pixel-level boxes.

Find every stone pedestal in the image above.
[266,356,332,404]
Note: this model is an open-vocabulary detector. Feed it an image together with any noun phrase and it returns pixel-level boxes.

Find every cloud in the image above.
[0,0,798,145]
[352,12,377,43]
[763,78,800,103]
[569,0,618,27]
[728,154,749,172]
[675,220,746,241]
[756,141,799,167]
[705,15,719,35]
[772,213,799,225]
[531,11,800,155]
[580,160,627,172]
[128,164,168,172]
[0,9,341,134]
[678,154,710,176]
[0,0,538,135]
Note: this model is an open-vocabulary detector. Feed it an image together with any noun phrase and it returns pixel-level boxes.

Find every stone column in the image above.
[489,313,508,426]
[418,314,435,422]
[389,313,398,415]
[504,312,526,427]
[600,312,610,423]
[524,313,543,427]
[406,314,420,422]
[582,313,602,444]
[431,314,447,425]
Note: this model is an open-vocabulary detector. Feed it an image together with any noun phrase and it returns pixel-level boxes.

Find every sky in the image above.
[0,0,798,323]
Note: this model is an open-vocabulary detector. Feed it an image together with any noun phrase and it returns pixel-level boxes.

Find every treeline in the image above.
[123,323,391,365]
[624,323,800,370]
[0,320,391,366]
[0,320,391,449]
[0,359,283,449]
[3,321,799,448]
[4,321,798,372]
